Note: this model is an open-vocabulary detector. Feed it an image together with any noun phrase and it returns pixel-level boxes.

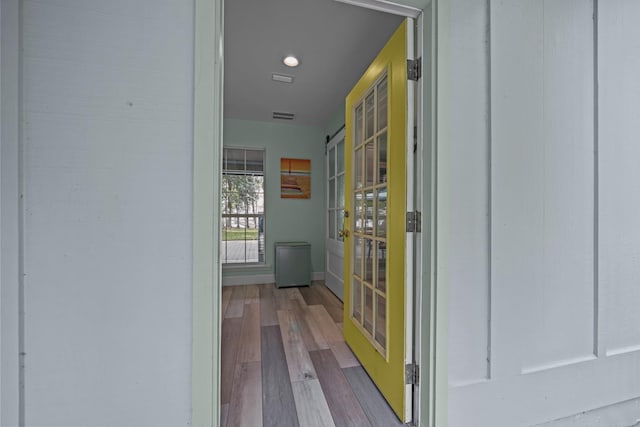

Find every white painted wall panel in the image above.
[21,1,194,425]
[1,1,22,424]
[447,1,640,426]
[491,0,595,375]
[598,0,640,357]
[447,0,491,386]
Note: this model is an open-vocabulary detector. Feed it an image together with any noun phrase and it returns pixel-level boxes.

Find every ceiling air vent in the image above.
[273,111,295,120]
[272,73,294,84]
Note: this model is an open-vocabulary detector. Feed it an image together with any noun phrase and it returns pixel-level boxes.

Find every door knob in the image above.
[338,229,349,238]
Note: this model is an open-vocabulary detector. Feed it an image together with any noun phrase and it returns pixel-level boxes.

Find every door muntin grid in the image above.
[351,72,388,356]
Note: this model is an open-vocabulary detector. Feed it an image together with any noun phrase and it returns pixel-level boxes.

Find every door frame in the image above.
[192,0,224,425]
[190,1,446,427]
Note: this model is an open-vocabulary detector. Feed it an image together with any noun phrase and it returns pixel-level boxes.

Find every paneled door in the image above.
[343,19,415,423]
[326,129,346,300]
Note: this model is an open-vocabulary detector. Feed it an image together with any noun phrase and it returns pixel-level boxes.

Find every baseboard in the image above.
[222,274,275,286]
[535,396,640,427]
[222,271,325,286]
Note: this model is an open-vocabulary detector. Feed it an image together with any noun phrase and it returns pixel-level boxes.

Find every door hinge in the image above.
[406,211,421,233]
[405,363,420,385]
[407,58,422,81]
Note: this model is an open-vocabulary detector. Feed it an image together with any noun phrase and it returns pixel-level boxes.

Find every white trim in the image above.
[416,3,440,427]
[222,272,325,287]
[413,11,425,427]
[433,0,449,425]
[334,0,421,18]
[192,0,221,425]
[404,16,417,424]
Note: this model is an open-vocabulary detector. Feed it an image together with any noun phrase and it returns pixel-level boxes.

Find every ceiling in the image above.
[224,0,404,129]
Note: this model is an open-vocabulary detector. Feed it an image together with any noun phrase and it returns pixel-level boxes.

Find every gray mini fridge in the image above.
[274,241,311,288]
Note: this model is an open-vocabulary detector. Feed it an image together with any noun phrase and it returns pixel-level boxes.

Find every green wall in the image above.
[223,119,326,279]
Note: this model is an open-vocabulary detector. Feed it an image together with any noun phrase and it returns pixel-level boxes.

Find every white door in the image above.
[325,128,345,300]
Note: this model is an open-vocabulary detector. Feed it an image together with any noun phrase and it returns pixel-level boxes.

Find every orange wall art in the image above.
[280,158,311,199]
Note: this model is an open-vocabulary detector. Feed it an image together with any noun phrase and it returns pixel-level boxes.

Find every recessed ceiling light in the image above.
[283,55,299,67]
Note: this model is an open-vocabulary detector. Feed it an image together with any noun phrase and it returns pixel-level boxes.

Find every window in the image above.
[221,148,266,264]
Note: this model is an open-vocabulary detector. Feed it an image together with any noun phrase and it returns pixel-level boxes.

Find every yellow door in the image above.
[343,19,412,422]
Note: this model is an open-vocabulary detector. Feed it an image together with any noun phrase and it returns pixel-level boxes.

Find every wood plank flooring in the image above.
[221,282,402,427]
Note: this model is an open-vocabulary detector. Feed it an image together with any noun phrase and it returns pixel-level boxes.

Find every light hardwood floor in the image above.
[221,282,403,427]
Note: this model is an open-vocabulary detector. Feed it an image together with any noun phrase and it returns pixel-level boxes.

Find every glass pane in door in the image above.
[377,132,387,184]
[337,175,345,210]
[353,278,362,320]
[355,105,363,146]
[337,175,345,242]
[354,237,363,279]
[337,140,345,173]
[365,191,374,235]
[376,241,386,292]
[365,142,375,186]
[364,239,373,283]
[377,77,388,131]
[329,146,336,177]
[354,192,364,233]
[365,93,375,140]
[375,294,386,347]
[355,148,363,189]
[364,286,373,334]
[329,177,336,208]
[329,211,336,240]
[376,189,387,238]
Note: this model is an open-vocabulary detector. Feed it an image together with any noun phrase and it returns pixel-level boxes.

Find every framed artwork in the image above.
[280,158,311,199]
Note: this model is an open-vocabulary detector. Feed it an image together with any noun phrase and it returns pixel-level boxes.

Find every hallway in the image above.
[220,282,402,427]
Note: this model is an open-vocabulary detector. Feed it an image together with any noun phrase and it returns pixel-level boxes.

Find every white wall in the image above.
[18,1,194,425]
[447,0,491,386]
[598,0,640,362]
[1,1,21,425]
[446,0,640,426]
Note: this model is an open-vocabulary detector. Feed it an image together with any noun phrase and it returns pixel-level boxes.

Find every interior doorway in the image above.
[192,0,428,426]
